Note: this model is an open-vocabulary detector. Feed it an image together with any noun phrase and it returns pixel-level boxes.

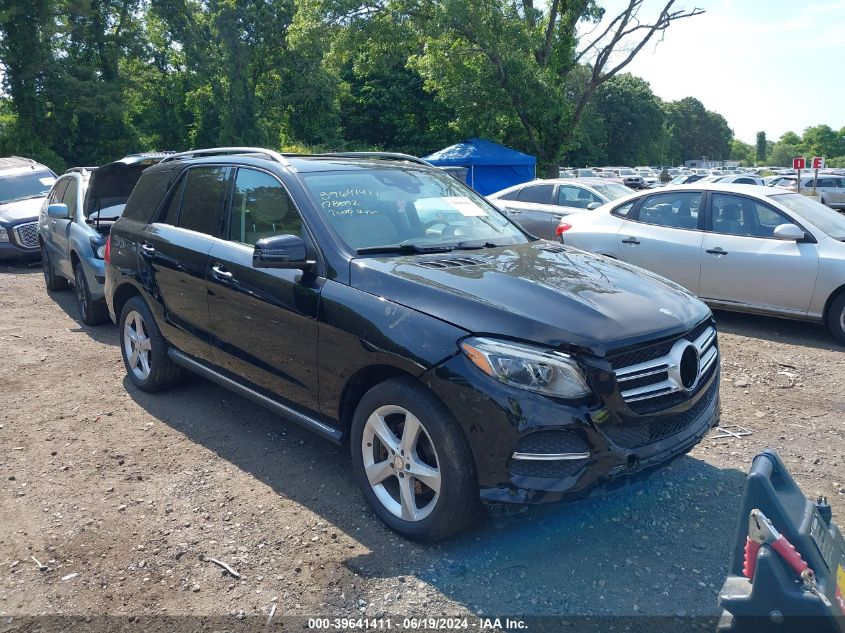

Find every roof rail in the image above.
[159,147,290,166]
[314,152,433,167]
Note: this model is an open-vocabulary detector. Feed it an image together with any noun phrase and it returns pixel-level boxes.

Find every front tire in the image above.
[350,377,480,541]
[119,296,185,392]
[74,264,109,326]
[827,292,845,345]
[41,244,69,291]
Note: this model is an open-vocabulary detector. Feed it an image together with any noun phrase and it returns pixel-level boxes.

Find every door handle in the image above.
[211,264,234,281]
[621,237,640,245]
[140,243,156,257]
[706,247,728,255]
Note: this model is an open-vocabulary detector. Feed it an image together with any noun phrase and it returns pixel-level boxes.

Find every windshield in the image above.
[771,193,845,240]
[618,169,635,176]
[300,167,529,252]
[0,169,55,204]
[576,169,595,177]
[591,183,633,200]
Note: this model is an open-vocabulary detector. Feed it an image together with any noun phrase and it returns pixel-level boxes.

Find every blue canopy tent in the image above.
[423,138,536,195]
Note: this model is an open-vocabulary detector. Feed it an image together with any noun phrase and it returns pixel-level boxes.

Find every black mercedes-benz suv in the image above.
[104,147,720,540]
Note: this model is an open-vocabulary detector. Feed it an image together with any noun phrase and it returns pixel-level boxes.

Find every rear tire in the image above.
[74,264,109,326]
[350,377,480,541]
[41,244,69,291]
[827,292,845,345]
[119,296,185,392]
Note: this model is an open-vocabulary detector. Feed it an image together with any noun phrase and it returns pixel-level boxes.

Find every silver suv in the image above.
[38,154,167,324]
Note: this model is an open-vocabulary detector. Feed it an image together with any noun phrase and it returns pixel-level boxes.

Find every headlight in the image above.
[460,337,591,398]
[96,244,106,258]
[0,227,8,242]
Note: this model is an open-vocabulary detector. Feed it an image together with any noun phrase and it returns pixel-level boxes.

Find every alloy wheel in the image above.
[361,405,441,522]
[123,310,152,381]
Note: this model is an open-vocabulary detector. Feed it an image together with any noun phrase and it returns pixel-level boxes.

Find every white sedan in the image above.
[557,183,845,342]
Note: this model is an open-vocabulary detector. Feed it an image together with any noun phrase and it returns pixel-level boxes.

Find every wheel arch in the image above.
[823,284,845,319]
[337,364,416,438]
[112,281,143,323]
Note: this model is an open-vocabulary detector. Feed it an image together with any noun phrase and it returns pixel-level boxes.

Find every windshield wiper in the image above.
[355,243,455,255]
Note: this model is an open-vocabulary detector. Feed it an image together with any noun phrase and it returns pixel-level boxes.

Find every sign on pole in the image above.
[811,157,825,196]
[793,157,806,170]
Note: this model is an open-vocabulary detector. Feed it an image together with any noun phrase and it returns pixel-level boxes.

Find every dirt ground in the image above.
[1,260,844,626]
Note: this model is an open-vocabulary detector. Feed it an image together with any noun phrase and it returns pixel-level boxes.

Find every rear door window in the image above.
[558,185,602,208]
[177,166,231,236]
[517,184,555,204]
[634,191,701,229]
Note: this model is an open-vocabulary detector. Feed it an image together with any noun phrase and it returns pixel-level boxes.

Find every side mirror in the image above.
[253,234,315,271]
[772,223,805,241]
[47,203,69,219]
[587,202,602,210]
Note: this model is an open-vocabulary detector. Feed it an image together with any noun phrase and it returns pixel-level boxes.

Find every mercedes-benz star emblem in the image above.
[679,343,701,390]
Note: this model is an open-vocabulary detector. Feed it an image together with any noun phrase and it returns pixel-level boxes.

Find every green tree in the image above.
[770,142,801,167]
[802,124,844,159]
[778,131,802,147]
[591,73,665,166]
[731,139,754,166]
[297,3,454,154]
[663,97,732,164]
[0,0,64,168]
[755,131,766,162]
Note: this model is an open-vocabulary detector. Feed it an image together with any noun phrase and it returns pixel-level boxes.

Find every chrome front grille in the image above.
[613,323,718,413]
[14,222,39,249]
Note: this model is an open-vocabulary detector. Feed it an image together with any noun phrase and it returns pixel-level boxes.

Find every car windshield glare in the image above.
[771,193,845,240]
[300,167,529,252]
[0,170,55,203]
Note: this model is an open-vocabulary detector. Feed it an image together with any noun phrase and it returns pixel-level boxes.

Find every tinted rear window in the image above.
[122,168,182,222]
[177,166,230,235]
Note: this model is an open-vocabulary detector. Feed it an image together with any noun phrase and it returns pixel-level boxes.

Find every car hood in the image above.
[351,241,710,356]
[0,196,44,224]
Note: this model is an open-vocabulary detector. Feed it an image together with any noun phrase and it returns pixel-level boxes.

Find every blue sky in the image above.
[587,0,845,143]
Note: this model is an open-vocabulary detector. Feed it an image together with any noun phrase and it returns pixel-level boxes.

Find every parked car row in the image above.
[6,147,721,541]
